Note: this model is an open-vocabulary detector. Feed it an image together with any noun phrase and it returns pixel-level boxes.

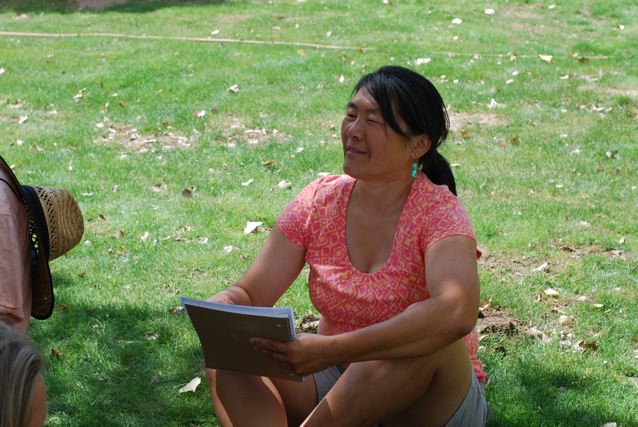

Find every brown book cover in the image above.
[181,297,302,382]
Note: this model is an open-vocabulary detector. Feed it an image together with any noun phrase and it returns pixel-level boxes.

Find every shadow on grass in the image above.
[30,273,214,426]
[0,0,225,15]
[487,357,636,426]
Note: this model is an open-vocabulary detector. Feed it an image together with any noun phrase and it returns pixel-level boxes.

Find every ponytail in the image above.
[420,150,456,196]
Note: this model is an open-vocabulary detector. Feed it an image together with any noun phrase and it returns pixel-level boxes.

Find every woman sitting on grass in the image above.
[0,321,48,427]
[206,65,490,426]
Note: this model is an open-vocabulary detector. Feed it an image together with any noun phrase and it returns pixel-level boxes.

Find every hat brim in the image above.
[0,156,54,320]
[22,186,54,320]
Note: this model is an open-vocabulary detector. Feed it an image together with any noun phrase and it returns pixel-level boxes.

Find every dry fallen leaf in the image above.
[605,150,619,159]
[532,262,549,273]
[182,187,195,198]
[261,160,277,167]
[244,221,263,234]
[169,306,185,315]
[145,332,159,341]
[74,88,87,102]
[18,115,28,124]
[277,180,292,190]
[151,182,165,192]
[178,377,201,394]
[559,315,576,326]
[539,54,553,63]
[51,348,64,359]
[543,288,560,298]
[488,98,505,109]
[414,57,431,66]
[577,340,598,351]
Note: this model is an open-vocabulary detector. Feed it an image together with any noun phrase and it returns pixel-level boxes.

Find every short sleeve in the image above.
[275,178,323,249]
[0,186,31,333]
[421,190,477,254]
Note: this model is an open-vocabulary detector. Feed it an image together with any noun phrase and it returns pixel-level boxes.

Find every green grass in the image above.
[1,0,637,425]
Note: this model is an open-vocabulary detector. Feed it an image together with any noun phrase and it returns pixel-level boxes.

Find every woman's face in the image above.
[341,89,414,181]
[28,374,47,427]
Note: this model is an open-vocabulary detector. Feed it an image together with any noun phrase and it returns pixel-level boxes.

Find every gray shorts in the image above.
[313,365,491,427]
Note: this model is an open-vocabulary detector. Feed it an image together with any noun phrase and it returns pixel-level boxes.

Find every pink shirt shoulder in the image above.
[0,169,31,333]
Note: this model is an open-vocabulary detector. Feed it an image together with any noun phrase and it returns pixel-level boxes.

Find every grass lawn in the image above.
[1,0,636,425]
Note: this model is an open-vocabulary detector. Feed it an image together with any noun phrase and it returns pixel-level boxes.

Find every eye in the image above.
[367,118,384,125]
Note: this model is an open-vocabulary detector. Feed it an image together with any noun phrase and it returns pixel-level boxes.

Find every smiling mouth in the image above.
[346,146,368,155]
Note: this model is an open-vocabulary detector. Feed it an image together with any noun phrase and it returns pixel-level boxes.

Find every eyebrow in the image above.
[346,101,382,115]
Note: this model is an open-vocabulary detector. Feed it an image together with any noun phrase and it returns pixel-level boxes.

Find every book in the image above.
[181,297,302,382]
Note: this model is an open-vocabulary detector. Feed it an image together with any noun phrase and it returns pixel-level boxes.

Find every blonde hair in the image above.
[0,321,44,427]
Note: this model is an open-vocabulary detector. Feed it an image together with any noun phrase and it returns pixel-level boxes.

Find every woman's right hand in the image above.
[206,292,235,305]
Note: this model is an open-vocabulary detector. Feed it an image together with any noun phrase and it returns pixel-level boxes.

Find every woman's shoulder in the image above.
[304,174,353,196]
[310,174,353,187]
[413,173,458,204]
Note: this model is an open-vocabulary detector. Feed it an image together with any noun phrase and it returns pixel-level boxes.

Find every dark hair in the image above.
[353,66,456,195]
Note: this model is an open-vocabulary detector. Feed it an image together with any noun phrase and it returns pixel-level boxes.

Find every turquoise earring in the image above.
[411,162,418,178]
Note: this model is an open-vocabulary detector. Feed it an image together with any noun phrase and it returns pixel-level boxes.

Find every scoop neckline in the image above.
[341,175,420,276]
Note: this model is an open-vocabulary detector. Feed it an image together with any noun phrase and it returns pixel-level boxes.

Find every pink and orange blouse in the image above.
[276,173,485,382]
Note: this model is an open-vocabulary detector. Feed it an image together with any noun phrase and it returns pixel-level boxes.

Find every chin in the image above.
[342,162,362,179]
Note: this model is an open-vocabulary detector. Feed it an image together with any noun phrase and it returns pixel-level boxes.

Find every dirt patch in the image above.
[578,84,638,98]
[96,123,194,152]
[296,311,320,334]
[214,115,291,147]
[477,302,520,336]
[448,112,506,132]
[552,242,627,261]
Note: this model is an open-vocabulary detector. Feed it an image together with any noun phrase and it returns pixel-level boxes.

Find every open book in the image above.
[181,297,302,382]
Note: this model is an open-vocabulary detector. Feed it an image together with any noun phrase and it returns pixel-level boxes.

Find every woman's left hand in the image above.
[251,333,337,377]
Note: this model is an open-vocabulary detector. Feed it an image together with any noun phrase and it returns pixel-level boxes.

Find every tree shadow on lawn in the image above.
[0,0,225,15]
[487,359,635,426]
[31,274,214,425]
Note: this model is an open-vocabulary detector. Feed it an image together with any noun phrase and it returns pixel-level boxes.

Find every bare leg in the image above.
[206,368,287,427]
[206,368,318,427]
[301,339,472,427]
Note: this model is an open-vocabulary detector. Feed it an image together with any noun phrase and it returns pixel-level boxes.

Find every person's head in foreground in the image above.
[343,64,456,193]
[0,321,47,427]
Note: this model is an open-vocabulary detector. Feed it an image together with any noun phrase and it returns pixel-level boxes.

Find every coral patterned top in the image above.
[276,173,485,382]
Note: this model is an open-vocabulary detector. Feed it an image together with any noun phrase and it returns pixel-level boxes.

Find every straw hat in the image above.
[0,155,84,320]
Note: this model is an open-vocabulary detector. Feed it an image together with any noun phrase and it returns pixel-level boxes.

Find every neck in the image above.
[352,175,414,213]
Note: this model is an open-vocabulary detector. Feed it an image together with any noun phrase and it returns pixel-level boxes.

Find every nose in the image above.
[345,116,363,140]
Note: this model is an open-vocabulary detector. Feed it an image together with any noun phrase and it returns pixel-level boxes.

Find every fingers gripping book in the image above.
[181,297,303,382]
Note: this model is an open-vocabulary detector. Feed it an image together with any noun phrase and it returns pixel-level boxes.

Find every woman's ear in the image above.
[410,134,432,160]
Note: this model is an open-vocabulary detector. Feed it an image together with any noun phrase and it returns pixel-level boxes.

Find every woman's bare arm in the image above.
[253,235,479,375]
[208,226,306,307]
